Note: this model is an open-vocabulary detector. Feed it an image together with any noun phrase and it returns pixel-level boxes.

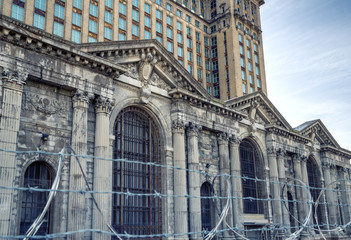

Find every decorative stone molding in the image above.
[22,93,68,117]
[72,89,90,104]
[125,64,139,79]
[172,119,185,132]
[1,68,28,86]
[217,132,229,145]
[229,135,242,146]
[95,96,115,114]
[266,146,276,155]
[186,122,201,137]
[300,155,307,163]
[139,52,158,87]
[276,148,286,158]
[292,154,301,163]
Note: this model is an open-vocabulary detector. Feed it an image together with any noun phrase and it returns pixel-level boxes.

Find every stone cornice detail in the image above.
[266,126,310,144]
[0,15,125,81]
[266,147,276,156]
[321,145,351,158]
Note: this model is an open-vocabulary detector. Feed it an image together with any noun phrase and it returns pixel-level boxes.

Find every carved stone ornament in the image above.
[95,96,115,114]
[149,73,171,91]
[72,89,90,103]
[22,93,68,117]
[172,119,185,131]
[217,132,229,143]
[266,147,276,155]
[139,52,158,87]
[125,64,139,79]
[139,87,152,104]
[1,68,28,85]
[229,135,242,145]
[186,122,202,137]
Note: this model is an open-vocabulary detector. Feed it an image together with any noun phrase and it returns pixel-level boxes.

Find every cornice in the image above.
[265,125,311,145]
[320,145,351,159]
[0,15,126,80]
[169,88,245,122]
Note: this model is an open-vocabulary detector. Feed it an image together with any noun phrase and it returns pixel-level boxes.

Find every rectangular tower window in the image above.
[53,22,63,37]
[145,30,151,39]
[119,18,126,30]
[71,29,81,43]
[89,3,98,17]
[144,3,150,14]
[73,0,82,9]
[72,13,81,26]
[33,14,45,30]
[12,4,24,21]
[54,4,64,19]
[35,0,46,11]
[132,24,139,36]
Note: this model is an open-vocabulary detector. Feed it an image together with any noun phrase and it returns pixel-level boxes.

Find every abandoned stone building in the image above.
[0,10,351,240]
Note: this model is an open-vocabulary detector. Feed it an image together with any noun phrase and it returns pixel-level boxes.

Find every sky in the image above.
[260,0,351,150]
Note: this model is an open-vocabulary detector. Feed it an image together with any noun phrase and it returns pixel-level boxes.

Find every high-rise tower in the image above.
[1,0,266,100]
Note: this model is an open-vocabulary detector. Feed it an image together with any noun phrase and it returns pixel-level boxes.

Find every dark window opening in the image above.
[20,162,53,238]
[240,140,264,214]
[112,107,162,238]
[201,182,213,232]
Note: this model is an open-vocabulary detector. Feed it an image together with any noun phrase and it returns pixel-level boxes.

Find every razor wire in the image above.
[0,147,351,239]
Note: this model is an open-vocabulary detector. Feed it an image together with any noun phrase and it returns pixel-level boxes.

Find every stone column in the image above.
[93,96,114,240]
[0,69,27,235]
[217,132,232,238]
[342,168,351,233]
[300,156,311,222]
[229,136,243,234]
[276,150,290,232]
[186,123,202,240]
[67,90,90,239]
[322,162,338,228]
[267,147,282,227]
[172,119,189,239]
[292,155,306,227]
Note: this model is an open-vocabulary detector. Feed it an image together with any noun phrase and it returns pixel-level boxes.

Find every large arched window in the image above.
[240,139,264,214]
[20,162,53,237]
[307,158,324,229]
[112,107,162,236]
[201,182,214,232]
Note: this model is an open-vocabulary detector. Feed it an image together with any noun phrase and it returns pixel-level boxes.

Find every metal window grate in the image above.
[240,140,264,214]
[112,107,162,238]
[201,182,213,231]
[20,161,52,238]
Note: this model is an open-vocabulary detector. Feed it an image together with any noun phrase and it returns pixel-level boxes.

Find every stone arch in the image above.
[109,97,171,152]
[111,104,166,236]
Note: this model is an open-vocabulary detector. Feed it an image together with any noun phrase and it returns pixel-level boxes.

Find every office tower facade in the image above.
[0,0,266,100]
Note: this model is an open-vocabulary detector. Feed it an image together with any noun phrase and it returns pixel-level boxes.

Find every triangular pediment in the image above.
[294,120,340,148]
[79,40,211,100]
[225,91,292,130]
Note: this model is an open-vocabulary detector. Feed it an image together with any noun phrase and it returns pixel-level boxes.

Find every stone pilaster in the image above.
[229,135,243,235]
[292,154,306,228]
[276,150,290,232]
[186,123,202,240]
[267,147,282,228]
[0,69,27,235]
[217,132,232,238]
[172,119,189,239]
[299,156,310,222]
[93,96,114,240]
[67,90,90,239]
[321,161,338,228]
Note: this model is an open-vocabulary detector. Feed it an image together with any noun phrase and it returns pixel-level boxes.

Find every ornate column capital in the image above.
[217,132,229,146]
[172,119,185,133]
[229,135,242,146]
[276,148,286,158]
[292,153,301,164]
[1,68,28,88]
[95,96,115,114]
[266,146,276,156]
[186,122,201,137]
[300,155,307,163]
[72,90,91,108]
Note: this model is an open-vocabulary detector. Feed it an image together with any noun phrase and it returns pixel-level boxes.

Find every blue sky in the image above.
[260,0,351,150]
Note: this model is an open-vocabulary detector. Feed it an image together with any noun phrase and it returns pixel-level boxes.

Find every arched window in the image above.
[201,182,213,232]
[112,107,162,236]
[240,140,263,214]
[307,158,324,229]
[20,162,53,237]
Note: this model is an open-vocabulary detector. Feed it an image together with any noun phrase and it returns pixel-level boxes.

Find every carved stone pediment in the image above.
[295,120,340,148]
[80,40,211,100]
[226,92,291,129]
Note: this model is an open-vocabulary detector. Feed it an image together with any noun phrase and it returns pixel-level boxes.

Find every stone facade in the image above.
[0,15,351,240]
